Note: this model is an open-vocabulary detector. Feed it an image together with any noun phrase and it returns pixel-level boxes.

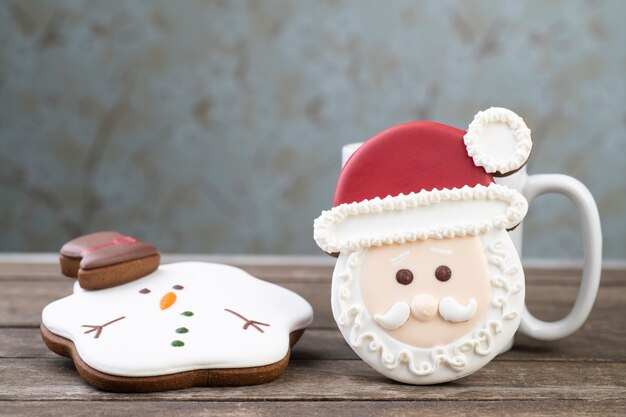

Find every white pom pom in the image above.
[464,107,532,176]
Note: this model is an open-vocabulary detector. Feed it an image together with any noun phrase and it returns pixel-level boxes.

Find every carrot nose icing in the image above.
[160,292,177,310]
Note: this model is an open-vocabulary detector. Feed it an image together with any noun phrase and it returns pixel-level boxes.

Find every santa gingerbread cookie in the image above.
[41,262,313,392]
[314,107,532,384]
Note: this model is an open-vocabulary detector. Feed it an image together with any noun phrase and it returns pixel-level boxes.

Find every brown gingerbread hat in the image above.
[60,231,160,290]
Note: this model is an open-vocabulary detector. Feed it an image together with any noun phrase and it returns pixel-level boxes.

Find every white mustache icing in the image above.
[438,297,477,323]
[374,296,478,329]
[373,301,410,330]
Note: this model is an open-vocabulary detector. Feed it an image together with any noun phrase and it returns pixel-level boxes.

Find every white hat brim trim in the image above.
[313,183,528,253]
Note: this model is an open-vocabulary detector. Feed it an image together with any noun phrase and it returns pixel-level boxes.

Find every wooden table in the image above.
[1,256,625,416]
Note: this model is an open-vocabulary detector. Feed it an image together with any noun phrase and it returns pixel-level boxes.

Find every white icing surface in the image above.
[464,107,532,175]
[439,297,477,323]
[314,183,528,254]
[411,294,438,321]
[42,262,313,377]
[331,230,525,384]
[373,301,410,330]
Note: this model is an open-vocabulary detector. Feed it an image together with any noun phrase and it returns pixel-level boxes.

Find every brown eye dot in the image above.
[435,265,451,282]
[139,288,151,294]
[395,269,414,285]
[173,285,184,290]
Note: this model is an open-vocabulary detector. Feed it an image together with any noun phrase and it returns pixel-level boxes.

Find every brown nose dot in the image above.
[395,269,414,285]
[435,265,452,282]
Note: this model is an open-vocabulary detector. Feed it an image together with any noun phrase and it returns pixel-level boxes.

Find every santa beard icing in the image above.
[331,229,524,384]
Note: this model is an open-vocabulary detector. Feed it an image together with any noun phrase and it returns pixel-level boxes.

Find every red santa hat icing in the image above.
[314,107,532,254]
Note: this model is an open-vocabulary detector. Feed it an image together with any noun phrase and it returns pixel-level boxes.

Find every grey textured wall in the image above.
[1,0,625,258]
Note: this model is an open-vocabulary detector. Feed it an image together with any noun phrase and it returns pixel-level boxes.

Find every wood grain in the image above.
[1,259,625,416]
[1,260,624,284]
[1,401,624,417]
[1,358,624,401]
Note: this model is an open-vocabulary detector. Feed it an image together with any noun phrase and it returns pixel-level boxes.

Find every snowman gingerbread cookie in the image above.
[314,107,532,384]
[42,262,313,392]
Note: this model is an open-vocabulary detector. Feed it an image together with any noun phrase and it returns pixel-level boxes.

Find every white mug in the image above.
[341,142,602,345]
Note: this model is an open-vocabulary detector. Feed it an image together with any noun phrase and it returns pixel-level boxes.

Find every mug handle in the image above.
[518,174,603,340]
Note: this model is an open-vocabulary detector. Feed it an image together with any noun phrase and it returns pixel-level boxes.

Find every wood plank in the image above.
[1,277,623,329]
[525,268,625,287]
[0,261,624,409]
[0,262,335,283]
[0,261,624,286]
[0,280,74,327]
[1,400,624,417]
[0,358,624,401]
[2,326,625,363]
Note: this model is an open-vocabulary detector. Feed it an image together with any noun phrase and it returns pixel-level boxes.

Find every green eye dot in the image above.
[175,327,189,334]
[181,311,194,317]
[171,340,185,347]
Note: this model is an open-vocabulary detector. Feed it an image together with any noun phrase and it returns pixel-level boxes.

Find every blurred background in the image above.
[0,0,624,259]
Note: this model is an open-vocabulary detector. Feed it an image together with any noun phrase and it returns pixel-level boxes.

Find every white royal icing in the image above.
[331,230,525,384]
[314,183,528,254]
[438,297,477,323]
[464,107,532,175]
[42,262,313,377]
[410,295,438,322]
[373,301,410,330]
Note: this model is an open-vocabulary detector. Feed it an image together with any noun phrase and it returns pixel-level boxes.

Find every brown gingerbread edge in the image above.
[60,254,161,290]
[491,147,533,178]
[77,254,161,290]
[59,254,81,278]
[41,323,304,392]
